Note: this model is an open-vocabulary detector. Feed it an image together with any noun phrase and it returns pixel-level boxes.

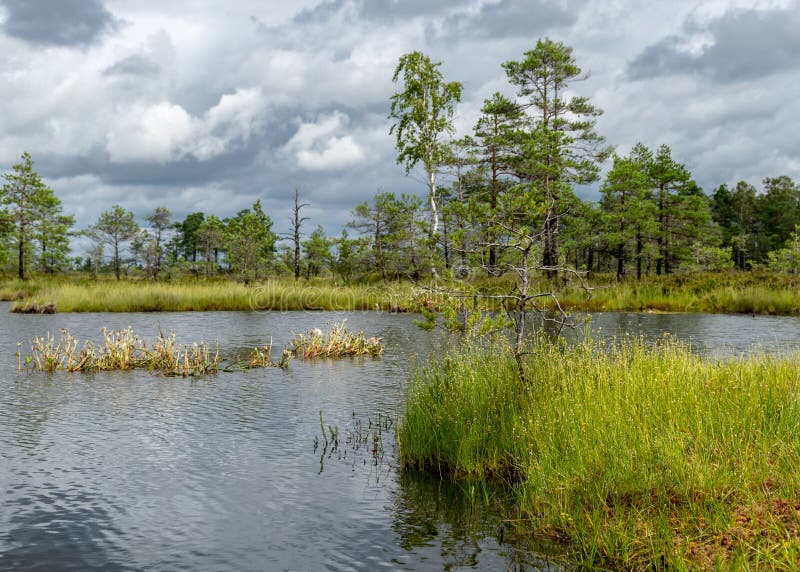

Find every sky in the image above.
[1,0,798,244]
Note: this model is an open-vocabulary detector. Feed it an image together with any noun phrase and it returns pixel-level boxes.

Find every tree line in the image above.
[2,39,800,282]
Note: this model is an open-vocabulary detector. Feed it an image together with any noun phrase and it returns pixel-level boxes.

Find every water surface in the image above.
[2,304,799,571]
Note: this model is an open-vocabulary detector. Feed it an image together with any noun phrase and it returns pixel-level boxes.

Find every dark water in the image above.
[2,304,800,571]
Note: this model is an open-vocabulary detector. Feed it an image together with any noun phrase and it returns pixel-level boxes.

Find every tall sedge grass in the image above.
[8,280,421,313]
[399,338,800,569]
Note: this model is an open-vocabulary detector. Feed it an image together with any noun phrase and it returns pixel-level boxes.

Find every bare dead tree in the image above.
[281,189,310,280]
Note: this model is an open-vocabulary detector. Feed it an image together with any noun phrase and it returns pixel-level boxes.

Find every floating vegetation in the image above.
[288,321,384,359]
[18,328,290,376]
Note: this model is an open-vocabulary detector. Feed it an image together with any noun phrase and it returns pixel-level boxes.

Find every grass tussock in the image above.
[288,321,384,358]
[19,328,290,375]
[399,338,800,570]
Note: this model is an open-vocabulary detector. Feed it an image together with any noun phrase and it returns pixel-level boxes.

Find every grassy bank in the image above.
[399,339,800,569]
[557,272,800,314]
[4,271,800,314]
[3,278,420,313]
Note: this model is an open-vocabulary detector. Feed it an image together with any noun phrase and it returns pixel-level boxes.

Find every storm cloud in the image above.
[628,6,800,82]
[0,0,117,46]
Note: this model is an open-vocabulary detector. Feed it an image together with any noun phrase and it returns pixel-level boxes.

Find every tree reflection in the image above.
[392,470,564,571]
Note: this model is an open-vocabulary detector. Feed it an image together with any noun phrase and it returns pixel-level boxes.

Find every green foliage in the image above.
[178,211,205,263]
[302,225,333,278]
[224,199,276,282]
[89,205,139,280]
[767,225,800,273]
[390,50,462,245]
[389,51,463,177]
[195,215,225,277]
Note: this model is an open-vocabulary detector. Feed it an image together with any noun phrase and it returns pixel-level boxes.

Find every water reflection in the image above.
[1,484,130,571]
[393,472,563,571]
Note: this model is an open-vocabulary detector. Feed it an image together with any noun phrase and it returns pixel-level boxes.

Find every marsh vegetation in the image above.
[399,338,800,569]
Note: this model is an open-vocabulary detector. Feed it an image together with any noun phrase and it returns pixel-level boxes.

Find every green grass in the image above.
[4,278,421,313]
[399,338,800,569]
[556,271,800,314]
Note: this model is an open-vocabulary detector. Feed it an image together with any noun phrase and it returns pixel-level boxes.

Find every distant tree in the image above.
[711,182,761,269]
[89,205,139,280]
[178,211,205,263]
[471,93,522,274]
[302,225,333,278]
[392,193,426,279]
[768,225,800,274]
[225,200,276,282]
[1,152,65,279]
[130,230,158,277]
[389,51,462,274]
[87,244,104,280]
[0,209,11,271]
[348,192,397,281]
[600,146,656,280]
[36,192,75,274]
[144,206,172,279]
[759,176,800,254]
[334,229,360,282]
[196,215,225,277]
[648,144,709,274]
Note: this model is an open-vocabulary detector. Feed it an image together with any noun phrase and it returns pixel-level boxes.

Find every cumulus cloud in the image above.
[105,88,268,164]
[282,112,367,171]
[0,0,118,46]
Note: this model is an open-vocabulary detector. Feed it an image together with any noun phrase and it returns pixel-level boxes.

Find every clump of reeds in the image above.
[19,328,221,376]
[17,328,300,375]
[288,321,384,358]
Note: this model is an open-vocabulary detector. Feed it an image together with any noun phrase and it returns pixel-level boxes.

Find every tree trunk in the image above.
[114,240,121,280]
[17,232,24,280]
[636,234,643,280]
[428,169,440,278]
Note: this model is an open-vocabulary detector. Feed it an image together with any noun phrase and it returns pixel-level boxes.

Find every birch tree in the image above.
[389,51,462,275]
